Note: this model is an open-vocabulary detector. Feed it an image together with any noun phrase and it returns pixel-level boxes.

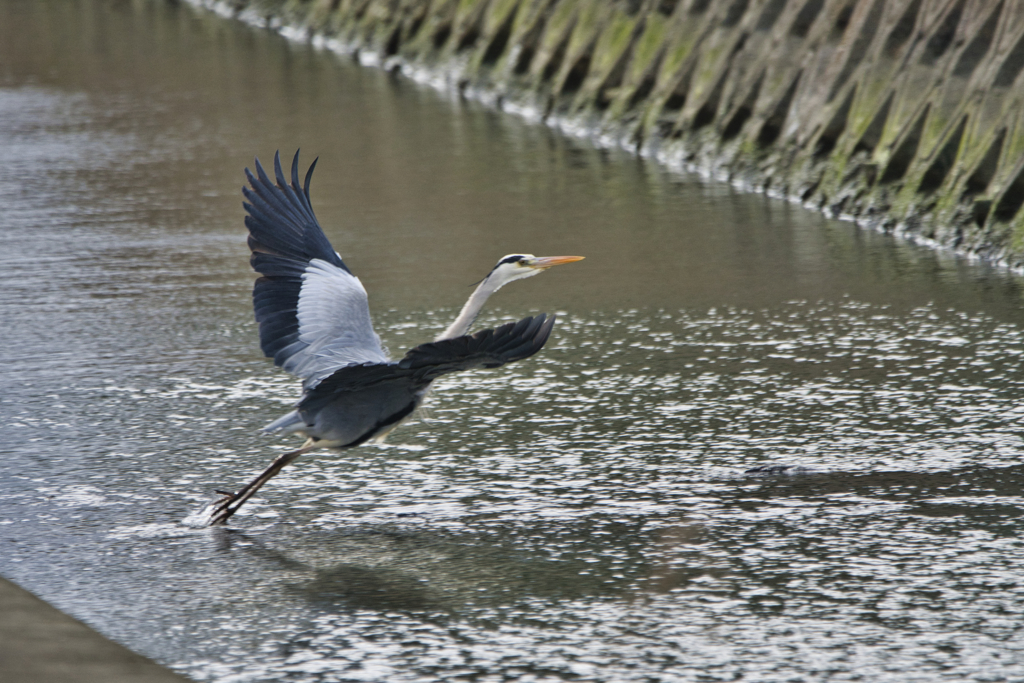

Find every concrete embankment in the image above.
[196,0,1024,266]
[0,576,193,683]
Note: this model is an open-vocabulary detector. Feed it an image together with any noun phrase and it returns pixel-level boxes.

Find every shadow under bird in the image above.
[206,151,583,526]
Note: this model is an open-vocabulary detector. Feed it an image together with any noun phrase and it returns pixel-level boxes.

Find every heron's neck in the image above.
[436,276,502,341]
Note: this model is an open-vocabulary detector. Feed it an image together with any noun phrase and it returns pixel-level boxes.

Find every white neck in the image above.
[435,277,502,341]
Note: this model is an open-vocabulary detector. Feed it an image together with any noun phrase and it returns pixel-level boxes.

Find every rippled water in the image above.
[3,1,1024,681]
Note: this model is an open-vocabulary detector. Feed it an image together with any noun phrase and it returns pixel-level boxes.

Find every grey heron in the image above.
[207,151,583,526]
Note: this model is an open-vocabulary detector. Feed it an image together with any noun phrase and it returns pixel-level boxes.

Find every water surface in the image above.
[2,1,1024,681]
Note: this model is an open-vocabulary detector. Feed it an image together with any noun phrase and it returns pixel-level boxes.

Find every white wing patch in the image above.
[286,258,388,385]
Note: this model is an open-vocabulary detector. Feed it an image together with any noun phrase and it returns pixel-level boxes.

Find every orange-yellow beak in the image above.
[526,255,585,269]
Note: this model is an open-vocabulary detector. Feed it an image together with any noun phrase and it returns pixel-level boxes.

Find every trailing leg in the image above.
[208,438,318,526]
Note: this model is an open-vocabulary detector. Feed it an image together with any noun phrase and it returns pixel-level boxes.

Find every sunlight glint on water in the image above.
[2,1,1024,682]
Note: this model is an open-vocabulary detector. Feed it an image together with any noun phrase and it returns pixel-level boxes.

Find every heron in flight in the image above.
[207,151,583,525]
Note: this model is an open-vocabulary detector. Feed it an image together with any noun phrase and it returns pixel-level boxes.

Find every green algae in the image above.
[210,0,1024,267]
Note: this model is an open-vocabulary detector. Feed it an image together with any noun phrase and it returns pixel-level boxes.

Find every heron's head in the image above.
[485,254,585,290]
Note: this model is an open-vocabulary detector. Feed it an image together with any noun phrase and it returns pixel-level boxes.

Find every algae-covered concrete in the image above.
[202,0,1024,266]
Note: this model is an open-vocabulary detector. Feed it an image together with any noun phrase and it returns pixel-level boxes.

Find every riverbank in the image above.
[0,576,193,683]
[184,0,1024,268]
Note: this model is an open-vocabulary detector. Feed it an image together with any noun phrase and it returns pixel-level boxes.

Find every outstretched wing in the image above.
[244,150,388,385]
[297,314,556,415]
[399,313,556,379]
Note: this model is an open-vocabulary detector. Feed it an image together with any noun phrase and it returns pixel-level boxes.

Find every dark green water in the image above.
[2,1,1024,681]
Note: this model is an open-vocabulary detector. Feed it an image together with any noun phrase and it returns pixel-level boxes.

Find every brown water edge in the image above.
[0,576,195,683]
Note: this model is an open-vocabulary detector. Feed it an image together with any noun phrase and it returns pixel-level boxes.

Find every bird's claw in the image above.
[203,440,316,526]
[207,491,241,526]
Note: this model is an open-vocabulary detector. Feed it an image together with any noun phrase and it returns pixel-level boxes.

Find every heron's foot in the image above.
[205,439,318,527]
[207,489,245,526]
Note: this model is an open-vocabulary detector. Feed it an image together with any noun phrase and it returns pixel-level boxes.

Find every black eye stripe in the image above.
[485,255,529,279]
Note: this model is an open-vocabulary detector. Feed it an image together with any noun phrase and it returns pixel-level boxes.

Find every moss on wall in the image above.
[200,0,1024,267]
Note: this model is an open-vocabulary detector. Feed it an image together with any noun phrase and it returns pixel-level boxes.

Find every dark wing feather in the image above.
[297,314,556,415]
[244,150,387,383]
[243,155,344,271]
[401,313,554,376]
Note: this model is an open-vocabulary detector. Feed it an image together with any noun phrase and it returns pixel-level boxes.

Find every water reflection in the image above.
[4,0,1024,682]
[212,521,635,615]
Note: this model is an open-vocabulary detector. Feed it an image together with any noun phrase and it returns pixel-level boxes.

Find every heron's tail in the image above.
[261,410,305,434]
